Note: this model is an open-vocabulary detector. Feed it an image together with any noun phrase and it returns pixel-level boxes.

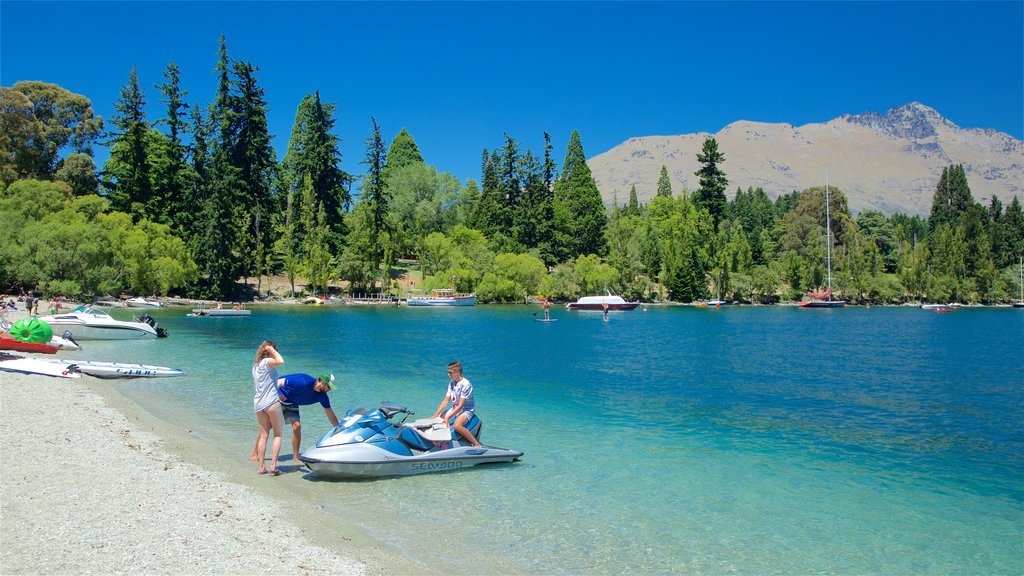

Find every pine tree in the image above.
[104,66,152,218]
[656,164,673,197]
[693,137,728,229]
[360,117,391,285]
[154,60,192,231]
[627,184,640,215]
[385,128,424,172]
[929,164,973,231]
[554,130,607,257]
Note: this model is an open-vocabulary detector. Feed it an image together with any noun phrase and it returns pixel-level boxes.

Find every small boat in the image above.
[0,354,80,378]
[37,305,166,339]
[189,304,251,317]
[300,402,522,479]
[566,293,640,311]
[406,289,476,307]
[706,299,728,307]
[0,334,58,354]
[67,361,183,379]
[921,303,950,310]
[799,173,846,309]
[125,296,165,308]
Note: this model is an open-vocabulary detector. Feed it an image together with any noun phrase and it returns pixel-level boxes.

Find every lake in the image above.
[83,304,1024,574]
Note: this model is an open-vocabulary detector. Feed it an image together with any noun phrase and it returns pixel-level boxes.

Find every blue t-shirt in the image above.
[277,373,331,408]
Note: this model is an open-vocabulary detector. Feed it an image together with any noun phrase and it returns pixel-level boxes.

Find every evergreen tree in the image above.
[554,130,606,257]
[999,196,1024,265]
[928,164,973,230]
[500,133,522,236]
[693,137,728,228]
[656,164,673,197]
[627,184,640,215]
[154,60,192,231]
[472,149,503,236]
[104,67,152,218]
[385,128,424,172]
[359,117,391,285]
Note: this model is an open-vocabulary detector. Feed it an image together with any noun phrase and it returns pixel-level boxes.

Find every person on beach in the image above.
[433,361,481,447]
[250,372,340,462]
[252,340,285,475]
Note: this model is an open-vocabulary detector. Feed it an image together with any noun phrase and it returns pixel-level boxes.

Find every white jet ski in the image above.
[299,402,523,479]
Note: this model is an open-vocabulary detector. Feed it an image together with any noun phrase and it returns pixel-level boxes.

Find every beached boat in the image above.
[300,402,522,479]
[799,173,847,309]
[0,354,80,378]
[565,293,640,311]
[406,289,476,307]
[66,361,183,379]
[125,296,165,308]
[36,305,165,339]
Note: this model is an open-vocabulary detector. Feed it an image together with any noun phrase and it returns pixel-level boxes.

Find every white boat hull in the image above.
[0,356,81,378]
[190,309,251,316]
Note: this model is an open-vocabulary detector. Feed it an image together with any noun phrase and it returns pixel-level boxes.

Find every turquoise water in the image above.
[84,305,1022,574]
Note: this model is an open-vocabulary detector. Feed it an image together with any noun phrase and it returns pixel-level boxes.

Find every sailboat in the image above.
[1014,256,1024,308]
[799,172,847,308]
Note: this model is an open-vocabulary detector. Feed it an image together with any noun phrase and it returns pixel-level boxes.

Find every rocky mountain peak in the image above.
[842,102,958,140]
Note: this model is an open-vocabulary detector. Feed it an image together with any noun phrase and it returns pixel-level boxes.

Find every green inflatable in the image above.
[10,317,53,343]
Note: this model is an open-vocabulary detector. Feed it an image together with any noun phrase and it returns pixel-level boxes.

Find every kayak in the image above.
[0,355,80,378]
[0,334,58,354]
[67,361,183,379]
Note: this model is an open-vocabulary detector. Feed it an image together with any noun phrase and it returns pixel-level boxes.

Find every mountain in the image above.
[587,103,1023,215]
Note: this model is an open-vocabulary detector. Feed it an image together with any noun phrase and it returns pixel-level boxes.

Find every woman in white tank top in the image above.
[252,340,285,475]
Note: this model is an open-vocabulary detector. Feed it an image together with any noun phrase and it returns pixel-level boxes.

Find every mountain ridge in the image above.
[587,103,1023,215]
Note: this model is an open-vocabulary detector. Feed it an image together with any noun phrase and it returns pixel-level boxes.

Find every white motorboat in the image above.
[125,296,165,308]
[566,293,640,311]
[406,289,476,307]
[188,305,251,317]
[37,305,166,339]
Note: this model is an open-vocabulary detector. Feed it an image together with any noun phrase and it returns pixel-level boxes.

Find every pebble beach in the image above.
[0,307,411,576]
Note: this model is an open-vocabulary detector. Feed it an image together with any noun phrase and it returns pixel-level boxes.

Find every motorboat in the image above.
[37,305,167,339]
[566,293,640,311]
[406,289,476,307]
[125,296,165,308]
[299,402,522,479]
[189,303,251,316]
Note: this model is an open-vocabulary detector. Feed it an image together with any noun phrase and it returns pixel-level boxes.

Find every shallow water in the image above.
[81,305,1023,574]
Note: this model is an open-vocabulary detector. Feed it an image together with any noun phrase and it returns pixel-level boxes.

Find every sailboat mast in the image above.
[825,171,833,299]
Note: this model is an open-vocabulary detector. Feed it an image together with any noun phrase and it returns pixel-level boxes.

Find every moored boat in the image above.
[37,305,165,339]
[798,173,846,309]
[406,289,476,307]
[125,296,165,308]
[189,304,251,316]
[566,293,639,311]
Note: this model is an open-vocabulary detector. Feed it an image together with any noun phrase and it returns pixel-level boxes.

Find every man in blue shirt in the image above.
[250,372,340,462]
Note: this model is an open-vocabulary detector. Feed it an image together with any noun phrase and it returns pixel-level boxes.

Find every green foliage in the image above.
[555,130,606,257]
[656,164,673,198]
[0,81,104,188]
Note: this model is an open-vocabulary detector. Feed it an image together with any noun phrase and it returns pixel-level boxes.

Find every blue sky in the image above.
[2,1,1022,186]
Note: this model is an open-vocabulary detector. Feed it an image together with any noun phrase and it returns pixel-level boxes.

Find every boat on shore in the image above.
[406,289,476,307]
[36,305,166,339]
[566,293,640,311]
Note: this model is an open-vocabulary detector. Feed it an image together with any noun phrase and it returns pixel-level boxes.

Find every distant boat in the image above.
[406,289,476,307]
[566,293,640,311]
[125,296,165,308]
[921,303,951,311]
[189,304,251,317]
[799,172,847,309]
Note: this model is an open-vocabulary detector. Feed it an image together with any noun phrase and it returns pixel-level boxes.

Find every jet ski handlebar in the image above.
[379,402,413,420]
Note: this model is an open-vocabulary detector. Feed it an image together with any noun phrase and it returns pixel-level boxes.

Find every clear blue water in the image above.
[84,305,1023,574]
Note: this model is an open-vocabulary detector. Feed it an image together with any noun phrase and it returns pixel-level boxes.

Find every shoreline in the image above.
[0,306,430,575]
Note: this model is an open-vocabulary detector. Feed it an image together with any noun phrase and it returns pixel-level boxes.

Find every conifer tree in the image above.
[154,60,192,232]
[928,164,973,231]
[693,137,728,229]
[656,164,673,197]
[472,149,503,237]
[104,67,152,218]
[359,117,391,285]
[385,128,424,172]
[555,130,606,257]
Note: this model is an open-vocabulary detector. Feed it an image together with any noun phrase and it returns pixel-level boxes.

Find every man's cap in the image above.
[318,372,336,391]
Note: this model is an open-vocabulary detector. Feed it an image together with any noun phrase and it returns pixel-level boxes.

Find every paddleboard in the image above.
[0,356,80,378]
[0,336,58,354]
[67,361,183,379]
[535,318,558,322]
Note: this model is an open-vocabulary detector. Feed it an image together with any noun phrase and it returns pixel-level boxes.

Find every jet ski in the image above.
[299,402,523,479]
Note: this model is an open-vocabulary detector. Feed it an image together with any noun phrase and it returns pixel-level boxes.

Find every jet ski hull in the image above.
[300,443,523,479]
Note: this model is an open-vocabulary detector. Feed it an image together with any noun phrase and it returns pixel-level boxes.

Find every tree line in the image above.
[2,37,1022,303]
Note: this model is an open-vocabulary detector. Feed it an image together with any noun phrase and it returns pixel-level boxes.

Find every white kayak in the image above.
[0,355,81,378]
[67,361,183,379]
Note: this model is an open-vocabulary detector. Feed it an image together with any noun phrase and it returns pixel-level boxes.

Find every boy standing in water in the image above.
[433,361,481,447]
